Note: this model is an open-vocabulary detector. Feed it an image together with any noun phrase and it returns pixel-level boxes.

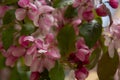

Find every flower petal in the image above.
[24,54,33,66]
[18,0,30,8]
[15,8,26,21]
[5,55,17,67]
[12,46,25,57]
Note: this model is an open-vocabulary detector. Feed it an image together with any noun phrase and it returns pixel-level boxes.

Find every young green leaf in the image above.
[0,53,5,69]
[21,22,35,35]
[53,0,74,8]
[97,51,119,80]
[79,21,102,48]
[2,0,18,5]
[86,47,101,70]
[57,24,76,56]
[49,62,65,80]
[2,26,15,50]
[3,9,15,25]
[64,5,77,18]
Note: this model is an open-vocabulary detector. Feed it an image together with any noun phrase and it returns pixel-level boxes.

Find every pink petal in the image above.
[12,46,25,57]
[43,14,54,26]
[75,67,88,80]
[24,54,33,66]
[38,14,54,31]
[26,45,36,55]
[5,56,18,67]
[43,58,55,71]
[0,6,9,18]
[30,59,43,72]
[47,48,60,60]
[76,38,88,49]
[108,40,115,58]
[15,8,26,21]
[24,36,35,42]
[18,0,30,8]
[35,39,43,49]
[73,0,81,7]
[41,5,54,13]
[27,3,38,20]
[45,33,55,44]
[33,15,39,26]
[30,72,39,80]
[4,46,15,57]
[75,49,89,62]
[72,19,81,27]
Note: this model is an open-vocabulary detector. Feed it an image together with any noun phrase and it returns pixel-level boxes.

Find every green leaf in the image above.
[97,51,119,80]
[79,21,102,48]
[9,67,21,80]
[99,36,108,54]
[2,0,18,5]
[3,9,15,25]
[2,26,14,50]
[53,0,74,8]
[49,62,65,80]
[10,67,29,80]
[57,24,76,56]
[0,53,5,69]
[86,47,101,70]
[64,5,77,18]
[21,22,35,35]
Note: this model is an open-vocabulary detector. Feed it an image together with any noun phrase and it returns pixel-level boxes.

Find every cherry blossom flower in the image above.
[75,67,88,80]
[2,46,26,67]
[95,3,108,17]
[69,38,91,64]
[19,34,60,73]
[33,0,55,31]
[15,0,37,21]
[109,0,119,9]
[30,72,40,80]
[103,18,120,57]
[0,6,9,18]
[73,0,94,22]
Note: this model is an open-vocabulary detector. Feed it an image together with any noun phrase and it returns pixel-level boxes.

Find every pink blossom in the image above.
[75,67,88,80]
[68,38,90,64]
[3,46,26,67]
[30,72,40,80]
[95,4,108,17]
[82,9,94,22]
[15,0,37,21]
[73,0,82,8]
[75,38,90,64]
[34,14,55,32]
[0,6,9,18]
[19,36,35,47]
[18,0,30,8]
[109,0,119,9]
[103,19,120,57]
[73,0,94,22]
[33,1,55,30]
[72,19,81,35]
[23,35,60,73]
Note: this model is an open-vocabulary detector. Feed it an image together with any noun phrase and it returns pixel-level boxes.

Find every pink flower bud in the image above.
[75,67,88,80]
[30,72,40,80]
[82,10,94,22]
[109,0,119,9]
[96,4,108,16]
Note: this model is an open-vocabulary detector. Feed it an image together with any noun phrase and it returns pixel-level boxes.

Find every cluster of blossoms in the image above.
[0,0,119,80]
[68,38,91,80]
[103,19,120,57]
